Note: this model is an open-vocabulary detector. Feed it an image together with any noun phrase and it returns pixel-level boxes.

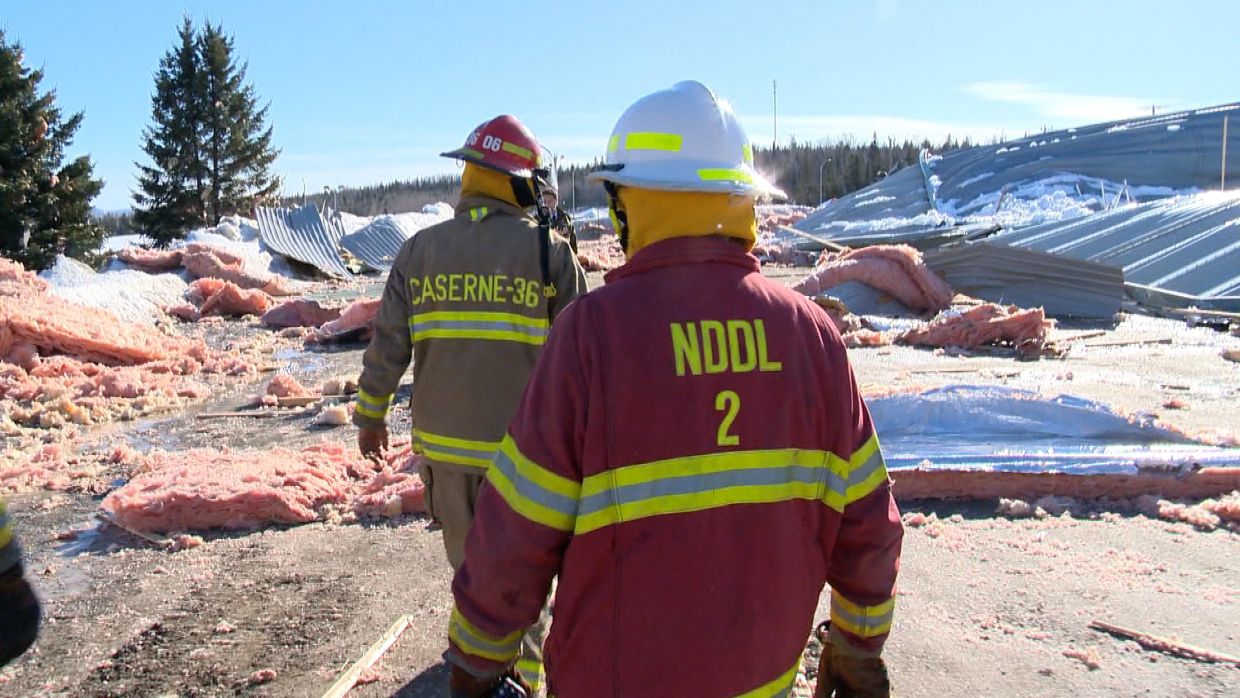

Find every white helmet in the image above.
[588,80,783,198]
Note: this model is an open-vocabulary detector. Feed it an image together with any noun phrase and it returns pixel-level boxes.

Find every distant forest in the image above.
[280,135,979,216]
[102,135,983,233]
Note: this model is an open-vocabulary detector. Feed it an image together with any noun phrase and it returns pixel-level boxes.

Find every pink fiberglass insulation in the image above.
[116,246,185,272]
[900,303,1052,352]
[793,245,954,312]
[0,258,231,368]
[842,329,892,348]
[265,372,313,398]
[576,237,626,273]
[261,299,341,329]
[182,247,296,296]
[100,442,426,533]
[197,281,273,318]
[307,298,380,343]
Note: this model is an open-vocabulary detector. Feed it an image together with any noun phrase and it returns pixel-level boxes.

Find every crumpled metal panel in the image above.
[924,242,1124,318]
[987,191,1240,310]
[795,101,1239,242]
[255,204,352,278]
[340,217,414,272]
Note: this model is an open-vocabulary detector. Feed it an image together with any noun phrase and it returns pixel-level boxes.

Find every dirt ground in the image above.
[2,267,1238,697]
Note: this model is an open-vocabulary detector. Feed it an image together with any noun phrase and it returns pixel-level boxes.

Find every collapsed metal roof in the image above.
[985,191,1240,311]
[924,243,1125,318]
[255,204,352,279]
[794,102,1239,239]
[339,217,414,272]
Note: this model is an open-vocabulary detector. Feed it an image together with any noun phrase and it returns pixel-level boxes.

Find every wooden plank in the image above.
[195,411,280,420]
[1166,307,1240,320]
[1089,620,1240,668]
[1084,337,1174,348]
[776,224,848,253]
[1051,330,1108,343]
[321,613,414,698]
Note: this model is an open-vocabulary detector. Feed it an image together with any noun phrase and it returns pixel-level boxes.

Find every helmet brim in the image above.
[441,149,534,178]
[588,162,786,200]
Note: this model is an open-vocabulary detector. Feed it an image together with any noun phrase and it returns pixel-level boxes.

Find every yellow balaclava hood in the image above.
[459,162,525,208]
[613,186,757,258]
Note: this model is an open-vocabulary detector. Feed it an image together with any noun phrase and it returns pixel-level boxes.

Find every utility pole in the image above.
[772,79,778,149]
[819,157,832,204]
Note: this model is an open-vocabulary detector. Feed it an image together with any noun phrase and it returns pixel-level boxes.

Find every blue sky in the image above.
[5,0,1238,210]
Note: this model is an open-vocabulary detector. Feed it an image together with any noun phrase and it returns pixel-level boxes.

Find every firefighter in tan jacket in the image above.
[354,114,586,691]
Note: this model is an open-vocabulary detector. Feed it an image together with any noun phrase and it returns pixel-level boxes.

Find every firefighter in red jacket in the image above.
[446,81,903,697]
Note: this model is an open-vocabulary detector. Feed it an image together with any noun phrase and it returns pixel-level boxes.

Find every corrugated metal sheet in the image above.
[795,101,1240,243]
[924,243,1124,318]
[340,217,413,272]
[987,191,1240,311]
[255,204,352,279]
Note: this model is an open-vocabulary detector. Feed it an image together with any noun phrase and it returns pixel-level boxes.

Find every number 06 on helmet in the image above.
[587,80,784,199]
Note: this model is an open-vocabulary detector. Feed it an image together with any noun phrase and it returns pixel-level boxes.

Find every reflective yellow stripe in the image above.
[742,143,754,164]
[487,435,580,532]
[608,134,621,152]
[468,206,489,222]
[0,523,11,552]
[515,658,543,691]
[449,607,522,663]
[410,310,549,346]
[414,429,501,469]
[830,590,895,638]
[574,435,887,535]
[625,132,683,152]
[698,168,755,184]
[736,659,799,697]
[354,388,393,420]
[501,141,533,160]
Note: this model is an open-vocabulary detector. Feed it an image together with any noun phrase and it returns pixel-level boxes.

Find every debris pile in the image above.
[100,442,425,533]
[794,245,954,312]
[306,297,381,344]
[117,242,298,296]
[576,235,625,272]
[0,258,254,437]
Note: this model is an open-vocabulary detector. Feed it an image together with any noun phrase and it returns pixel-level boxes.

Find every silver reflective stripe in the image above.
[576,464,824,518]
[491,449,579,518]
[409,318,548,343]
[831,597,894,636]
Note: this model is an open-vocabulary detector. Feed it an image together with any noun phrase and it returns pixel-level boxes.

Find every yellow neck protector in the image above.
[614,187,756,257]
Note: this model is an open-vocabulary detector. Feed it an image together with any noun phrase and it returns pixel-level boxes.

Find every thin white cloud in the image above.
[962,81,1164,123]
[874,0,898,22]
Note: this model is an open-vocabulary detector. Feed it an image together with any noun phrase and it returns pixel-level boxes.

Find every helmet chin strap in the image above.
[604,182,630,253]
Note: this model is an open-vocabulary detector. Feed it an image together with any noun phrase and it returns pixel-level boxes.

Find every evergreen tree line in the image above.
[0,29,103,271]
[133,17,279,246]
[304,134,979,216]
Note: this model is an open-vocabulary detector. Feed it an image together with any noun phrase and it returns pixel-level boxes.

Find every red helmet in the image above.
[441,115,541,177]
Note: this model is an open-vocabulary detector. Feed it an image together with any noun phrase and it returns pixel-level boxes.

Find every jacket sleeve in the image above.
[353,243,414,429]
[824,368,903,657]
[548,237,588,322]
[0,499,20,576]
[445,299,592,678]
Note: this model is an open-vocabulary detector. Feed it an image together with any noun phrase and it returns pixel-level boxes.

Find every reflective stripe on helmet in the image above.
[608,134,621,152]
[501,141,533,160]
[698,168,755,184]
[624,132,683,152]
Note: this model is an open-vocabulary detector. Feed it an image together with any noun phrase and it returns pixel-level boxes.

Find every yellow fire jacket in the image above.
[353,195,588,471]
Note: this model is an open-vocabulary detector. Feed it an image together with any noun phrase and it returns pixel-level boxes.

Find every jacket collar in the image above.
[455,195,533,221]
[604,236,761,284]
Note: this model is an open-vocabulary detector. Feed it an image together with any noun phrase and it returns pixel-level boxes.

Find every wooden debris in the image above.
[321,613,413,698]
[1167,307,1240,321]
[195,411,280,420]
[1089,620,1240,668]
[1052,330,1108,343]
[775,224,848,253]
[1084,337,1174,348]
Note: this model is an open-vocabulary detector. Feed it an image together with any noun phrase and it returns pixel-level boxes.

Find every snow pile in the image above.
[100,442,426,532]
[40,256,188,325]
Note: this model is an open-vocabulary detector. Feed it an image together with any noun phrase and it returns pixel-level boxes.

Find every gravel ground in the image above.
[2,266,1237,697]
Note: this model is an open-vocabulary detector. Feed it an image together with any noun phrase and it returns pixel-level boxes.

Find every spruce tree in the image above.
[133,18,279,243]
[0,30,104,270]
[198,22,278,224]
[133,17,206,245]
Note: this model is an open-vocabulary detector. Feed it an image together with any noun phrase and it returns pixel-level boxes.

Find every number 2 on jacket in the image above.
[715,390,740,446]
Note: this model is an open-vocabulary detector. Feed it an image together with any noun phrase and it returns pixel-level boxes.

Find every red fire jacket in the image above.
[448,236,903,697]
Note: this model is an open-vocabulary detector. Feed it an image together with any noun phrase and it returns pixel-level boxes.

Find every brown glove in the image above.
[0,563,41,666]
[358,425,389,461]
[814,624,891,698]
